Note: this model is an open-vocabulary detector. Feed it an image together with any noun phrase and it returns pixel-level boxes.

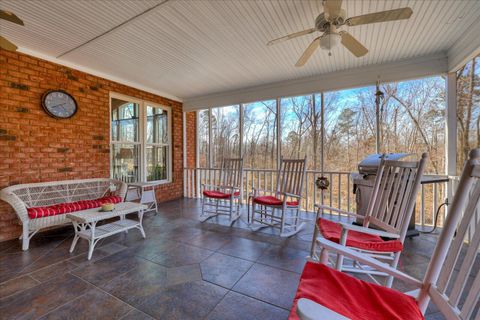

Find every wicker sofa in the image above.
[0,178,127,250]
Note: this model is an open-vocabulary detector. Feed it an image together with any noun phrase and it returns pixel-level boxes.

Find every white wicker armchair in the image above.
[0,178,127,250]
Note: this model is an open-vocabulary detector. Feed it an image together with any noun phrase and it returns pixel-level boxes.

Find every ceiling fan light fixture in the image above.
[320,32,341,50]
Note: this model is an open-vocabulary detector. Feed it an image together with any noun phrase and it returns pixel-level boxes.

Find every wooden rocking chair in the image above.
[310,153,427,287]
[250,157,307,237]
[200,158,244,226]
[292,148,480,320]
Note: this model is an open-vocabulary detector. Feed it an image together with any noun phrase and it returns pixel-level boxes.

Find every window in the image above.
[457,56,480,174]
[211,105,240,168]
[280,95,321,170]
[110,93,171,183]
[381,77,445,174]
[146,105,169,181]
[198,109,210,168]
[323,86,376,172]
[243,100,277,169]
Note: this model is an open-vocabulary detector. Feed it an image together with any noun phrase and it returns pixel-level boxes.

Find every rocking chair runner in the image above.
[292,148,480,320]
[249,157,307,237]
[311,153,427,287]
[200,158,244,226]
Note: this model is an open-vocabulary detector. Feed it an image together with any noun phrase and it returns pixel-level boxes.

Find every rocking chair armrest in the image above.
[338,222,400,239]
[314,204,364,219]
[296,298,349,320]
[281,192,302,199]
[316,238,422,287]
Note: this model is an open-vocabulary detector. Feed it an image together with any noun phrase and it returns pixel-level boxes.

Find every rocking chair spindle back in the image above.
[250,157,307,237]
[200,158,244,226]
[365,154,427,239]
[277,157,307,198]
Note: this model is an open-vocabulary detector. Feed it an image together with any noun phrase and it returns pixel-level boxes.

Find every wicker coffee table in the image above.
[67,202,147,260]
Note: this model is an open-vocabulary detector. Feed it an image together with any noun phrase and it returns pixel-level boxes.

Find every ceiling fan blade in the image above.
[346,7,412,26]
[323,0,343,20]
[0,10,24,26]
[295,37,321,67]
[267,28,316,46]
[0,35,18,51]
[340,31,368,57]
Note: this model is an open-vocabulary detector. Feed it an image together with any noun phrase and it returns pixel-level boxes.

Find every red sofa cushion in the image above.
[27,195,123,219]
[289,262,424,320]
[253,195,298,206]
[318,218,403,252]
[203,190,240,199]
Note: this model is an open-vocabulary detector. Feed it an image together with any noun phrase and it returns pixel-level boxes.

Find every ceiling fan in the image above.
[267,0,413,67]
[0,9,24,52]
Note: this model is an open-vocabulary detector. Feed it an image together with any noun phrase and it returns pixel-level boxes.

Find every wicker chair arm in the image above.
[115,180,128,199]
[0,191,29,223]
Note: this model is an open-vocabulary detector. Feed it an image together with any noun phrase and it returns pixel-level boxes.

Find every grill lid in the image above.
[358,153,410,175]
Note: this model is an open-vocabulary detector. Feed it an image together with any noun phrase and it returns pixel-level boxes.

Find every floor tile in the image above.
[0,275,40,299]
[186,231,232,250]
[0,273,93,319]
[200,253,253,288]
[137,280,227,320]
[120,309,155,320]
[101,260,171,308]
[71,250,144,286]
[207,291,289,320]
[39,288,132,320]
[218,237,270,261]
[30,260,79,283]
[144,243,213,268]
[233,263,300,309]
[257,245,308,273]
[166,264,203,287]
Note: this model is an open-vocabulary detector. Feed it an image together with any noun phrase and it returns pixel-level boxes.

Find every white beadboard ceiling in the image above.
[1,0,480,105]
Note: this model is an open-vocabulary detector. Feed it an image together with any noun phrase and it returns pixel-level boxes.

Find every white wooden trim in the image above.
[183,53,447,110]
[109,92,172,183]
[445,73,458,214]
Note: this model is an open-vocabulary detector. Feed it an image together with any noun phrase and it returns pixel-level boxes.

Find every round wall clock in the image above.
[41,90,78,119]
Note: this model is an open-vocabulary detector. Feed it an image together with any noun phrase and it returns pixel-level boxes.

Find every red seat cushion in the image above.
[318,218,403,252]
[253,195,298,206]
[289,262,424,320]
[27,195,123,219]
[203,190,240,199]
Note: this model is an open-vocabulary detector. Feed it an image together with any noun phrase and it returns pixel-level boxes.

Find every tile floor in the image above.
[0,199,458,319]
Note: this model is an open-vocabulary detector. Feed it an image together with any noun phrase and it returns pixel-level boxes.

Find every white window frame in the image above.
[109,92,172,184]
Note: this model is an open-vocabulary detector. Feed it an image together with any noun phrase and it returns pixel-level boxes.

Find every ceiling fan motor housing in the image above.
[316,9,346,31]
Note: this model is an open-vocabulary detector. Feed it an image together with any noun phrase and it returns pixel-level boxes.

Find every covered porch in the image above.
[1,0,480,319]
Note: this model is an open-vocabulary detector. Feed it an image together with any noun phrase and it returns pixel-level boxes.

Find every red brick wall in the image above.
[185,112,197,168]
[0,49,184,241]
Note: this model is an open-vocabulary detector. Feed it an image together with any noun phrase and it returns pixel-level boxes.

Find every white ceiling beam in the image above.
[183,53,447,110]
[57,0,170,58]
[447,17,480,72]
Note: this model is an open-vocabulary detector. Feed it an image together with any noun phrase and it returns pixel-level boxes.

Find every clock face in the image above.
[42,90,77,119]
